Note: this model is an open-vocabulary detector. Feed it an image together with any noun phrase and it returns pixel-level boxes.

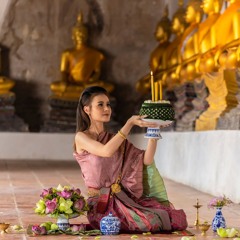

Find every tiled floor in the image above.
[1,159,240,240]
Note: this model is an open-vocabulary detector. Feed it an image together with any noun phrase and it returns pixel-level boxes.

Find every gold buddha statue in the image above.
[136,5,171,95]
[195,0,224,73]
[195,0,240,130]
[214,0,240,69]
[177,0,204,82]
[50,13,114,100]
[162,0,188,90]
[0,47,15,95]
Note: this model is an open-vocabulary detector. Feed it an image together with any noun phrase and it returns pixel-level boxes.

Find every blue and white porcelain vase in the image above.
[55,213,79,231]
[57,215,70,231]
[212,207,226,232]
[100,212,121,235]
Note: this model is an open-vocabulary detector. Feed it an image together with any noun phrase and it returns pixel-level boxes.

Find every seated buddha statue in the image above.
[0,47,15,95]
[195,0,224,73]
[50,13,114,100]
[162,0,188,90]
[177,0,204,83]
[214,0,240,69]
[195,0,240,131]
[136,5,171,95]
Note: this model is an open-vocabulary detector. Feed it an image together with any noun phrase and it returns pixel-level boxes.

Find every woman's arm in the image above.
[75,115,158,157]
[143,139,158,165]
[143,123,172,165]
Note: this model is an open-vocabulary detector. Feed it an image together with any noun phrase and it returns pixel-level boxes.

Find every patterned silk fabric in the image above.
[73,131,187,232]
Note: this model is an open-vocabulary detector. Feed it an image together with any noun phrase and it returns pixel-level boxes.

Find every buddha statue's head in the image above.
[154,5,171,43]
[202,0,224,14]
[172,1,188,35]
[185,0,204,24]
[72,13,88,46]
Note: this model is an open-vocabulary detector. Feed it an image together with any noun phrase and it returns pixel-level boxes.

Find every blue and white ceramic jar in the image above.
[212,207,226,232]
[100,212,121,235]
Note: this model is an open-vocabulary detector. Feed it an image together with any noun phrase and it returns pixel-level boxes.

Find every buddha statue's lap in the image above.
[0,76,15,95]
[50,13,114,100]
[0,47,15,96]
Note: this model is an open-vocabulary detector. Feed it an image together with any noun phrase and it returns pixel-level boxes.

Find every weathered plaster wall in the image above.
[0,0,180,131]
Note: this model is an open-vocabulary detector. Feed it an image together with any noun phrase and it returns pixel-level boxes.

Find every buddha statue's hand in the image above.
[214,49,222,68]
[175,64,182,78]
[87,71,101,83]
[236,46,240,62]
[195,56,201,73]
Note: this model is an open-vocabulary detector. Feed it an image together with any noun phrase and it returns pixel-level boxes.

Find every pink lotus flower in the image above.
[57,189,72,199]
[70,224,86,232]
[45,198,57,214]
[74,188,81,195]
[32,225,47,235]
[73,199,85,212]
[40,188,53,198]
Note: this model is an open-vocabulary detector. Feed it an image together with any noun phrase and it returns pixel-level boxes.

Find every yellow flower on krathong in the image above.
[58,197,73,214]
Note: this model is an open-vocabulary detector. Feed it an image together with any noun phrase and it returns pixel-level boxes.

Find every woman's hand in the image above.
[128,115,159,128]
[159,122,173,128]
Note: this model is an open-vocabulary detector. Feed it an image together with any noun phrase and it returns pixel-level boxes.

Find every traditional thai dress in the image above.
[74,131,187,233]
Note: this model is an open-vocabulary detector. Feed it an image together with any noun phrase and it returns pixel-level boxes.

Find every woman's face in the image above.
[85,94,112,123]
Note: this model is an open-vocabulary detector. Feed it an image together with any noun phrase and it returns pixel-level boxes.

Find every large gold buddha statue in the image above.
[0,47,15,95]
[195,0,224,73]
[50,13,114,100]
[195,0,239,130]
[177,0,204,82]
[136,5,171,95]
[162,0,188,90]
[214,0,240,69]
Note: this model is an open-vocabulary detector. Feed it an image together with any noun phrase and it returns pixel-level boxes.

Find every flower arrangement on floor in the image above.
[208,195,233,232]
[31,185,98,236]
[34,184,88,219]
[208,195,233,209]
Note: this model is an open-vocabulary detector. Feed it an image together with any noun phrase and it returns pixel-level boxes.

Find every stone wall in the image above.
[0,0,181,131]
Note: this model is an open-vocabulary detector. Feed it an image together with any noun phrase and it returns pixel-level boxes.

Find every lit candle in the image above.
[159,80,162,100]
[154,81,158,101]
[150,71,155,101]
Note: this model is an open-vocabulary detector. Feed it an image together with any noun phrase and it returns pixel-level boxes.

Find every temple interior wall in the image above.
[1,131,239,203]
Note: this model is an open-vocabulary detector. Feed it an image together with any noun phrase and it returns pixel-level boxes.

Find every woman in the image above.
[74,86,187,233]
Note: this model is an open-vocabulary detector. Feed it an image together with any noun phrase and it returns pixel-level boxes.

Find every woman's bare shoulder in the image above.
[75,131,89,141]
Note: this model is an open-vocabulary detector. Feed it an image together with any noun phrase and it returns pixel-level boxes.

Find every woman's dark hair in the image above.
[76,86,109,132]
